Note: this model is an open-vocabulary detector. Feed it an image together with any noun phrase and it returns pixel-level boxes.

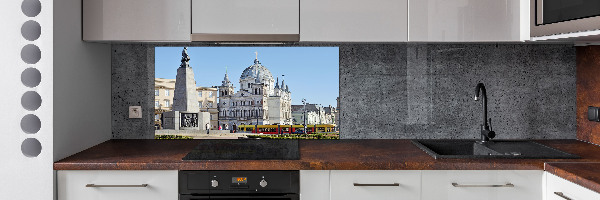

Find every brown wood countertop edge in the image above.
[545,162,600,194]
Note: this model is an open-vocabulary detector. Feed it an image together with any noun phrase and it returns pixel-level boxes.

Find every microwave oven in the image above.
[531,0,600,38]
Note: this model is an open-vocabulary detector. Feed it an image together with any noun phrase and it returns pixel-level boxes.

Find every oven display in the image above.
[232,177,247,184]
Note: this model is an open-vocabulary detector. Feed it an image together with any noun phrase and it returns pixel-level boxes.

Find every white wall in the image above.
[53,0,111,162]
[0,0,54,199]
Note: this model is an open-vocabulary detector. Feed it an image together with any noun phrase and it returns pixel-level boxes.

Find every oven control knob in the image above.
[259,179,267,187]
[211,180,219,188]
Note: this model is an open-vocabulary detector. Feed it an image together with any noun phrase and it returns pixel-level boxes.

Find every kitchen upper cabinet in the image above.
[300,0,408,42]
[330,170,421,200]
[409,0,529,42]
[422,170,543,200]
[83,0,191,41]
[545,172,600,200]
[57,170,178,200]
[191,0,299,41]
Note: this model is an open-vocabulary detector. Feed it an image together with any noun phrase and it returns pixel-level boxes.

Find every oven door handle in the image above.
[210,196,296,199]
[180,195,298,200]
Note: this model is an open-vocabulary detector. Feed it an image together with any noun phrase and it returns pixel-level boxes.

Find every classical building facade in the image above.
[291,104,336,125]
[154,80,218,129]
[217,57,292,130]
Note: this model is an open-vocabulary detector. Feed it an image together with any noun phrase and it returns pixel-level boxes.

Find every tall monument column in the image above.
[162,47,209,131]
[172,47,200,112]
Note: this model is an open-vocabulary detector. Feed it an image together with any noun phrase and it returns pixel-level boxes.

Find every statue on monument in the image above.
[180,47,191,68]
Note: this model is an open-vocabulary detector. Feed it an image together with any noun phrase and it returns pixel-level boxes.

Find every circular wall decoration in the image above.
[21,67,41,88]
[20,114,41,134]
[21,138,42,157]
[21,20,41,41]
[21,0,41,17]
[21,91,42,111]
[21,44,41,64]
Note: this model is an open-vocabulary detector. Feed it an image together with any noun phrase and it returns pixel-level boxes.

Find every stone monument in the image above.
[162,47,209,131]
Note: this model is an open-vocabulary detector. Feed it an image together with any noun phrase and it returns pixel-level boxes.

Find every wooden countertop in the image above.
[545,162,600,194]
[54,139,600,171]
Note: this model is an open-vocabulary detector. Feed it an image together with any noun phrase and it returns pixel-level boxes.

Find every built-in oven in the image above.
[532,0,600,37]
[179,171,299,200]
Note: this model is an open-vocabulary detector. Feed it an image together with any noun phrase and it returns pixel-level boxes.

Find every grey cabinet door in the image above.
[83,0,191,41]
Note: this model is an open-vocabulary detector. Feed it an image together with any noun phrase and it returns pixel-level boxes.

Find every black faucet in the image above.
[474,83,495,143]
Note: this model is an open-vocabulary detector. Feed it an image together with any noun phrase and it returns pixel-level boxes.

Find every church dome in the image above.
[240,59,274,83]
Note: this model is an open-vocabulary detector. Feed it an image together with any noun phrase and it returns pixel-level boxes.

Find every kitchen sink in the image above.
[412,140,579,159]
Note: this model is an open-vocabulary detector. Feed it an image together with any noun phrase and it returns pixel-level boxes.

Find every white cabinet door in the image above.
[191,0,299,41]
[422,170,542,200]
[409,0,529,42]
[300,170,330,200]
[545,172,600,200]
[300,0,408,42]
[330,170,420,200]
[83,0,191,41]
[57,170,178,200]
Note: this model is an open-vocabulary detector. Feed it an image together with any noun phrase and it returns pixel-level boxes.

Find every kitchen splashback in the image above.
[112,43,575,140]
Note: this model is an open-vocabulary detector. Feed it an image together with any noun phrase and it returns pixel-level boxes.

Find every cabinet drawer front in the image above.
[330,170,421,200]
[546,172,600,200]
[422,170,542,200]
[57,170,178,200]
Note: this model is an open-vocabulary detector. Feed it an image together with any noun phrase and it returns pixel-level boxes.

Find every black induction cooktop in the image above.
[182,139,300,160]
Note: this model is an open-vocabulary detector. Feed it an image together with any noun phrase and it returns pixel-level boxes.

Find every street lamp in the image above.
[255,109,259,134]
[302,98,307,134]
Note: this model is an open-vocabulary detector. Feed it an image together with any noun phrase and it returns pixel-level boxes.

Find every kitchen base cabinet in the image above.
[57,170,178,200]
[300,170,330,200]
[422,170,543,200]
[545,172,600,200]
[330,170,421,200]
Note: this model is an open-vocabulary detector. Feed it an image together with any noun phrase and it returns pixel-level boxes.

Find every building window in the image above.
[155,89,159,96]
[199,92,202,97]
[209,92,213,97]
[164,100,170,107]
[165,89,170,96]
[155,114,160,120]
[208,102,213,108]
[199,101,203,108]
[155,101,159,107]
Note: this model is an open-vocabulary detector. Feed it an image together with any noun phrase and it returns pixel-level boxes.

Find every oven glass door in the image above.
[537,0,600,25]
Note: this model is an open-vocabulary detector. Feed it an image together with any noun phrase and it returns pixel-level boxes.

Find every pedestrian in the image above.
[206,123,210,134]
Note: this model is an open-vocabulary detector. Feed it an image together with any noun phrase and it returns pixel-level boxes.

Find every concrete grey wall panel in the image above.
[111,43,576,140]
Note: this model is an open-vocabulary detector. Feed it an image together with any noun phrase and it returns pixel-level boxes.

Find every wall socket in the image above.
[129,106,142,118]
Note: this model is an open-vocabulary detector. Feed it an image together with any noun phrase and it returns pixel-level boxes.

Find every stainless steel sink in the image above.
[412,140,579,159]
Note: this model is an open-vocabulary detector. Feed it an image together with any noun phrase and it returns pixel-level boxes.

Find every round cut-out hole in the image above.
[21,91,42,111]
[21,0,41,17]
[21,138,42,157]
[21,20,41,41]
[21,114,41,134]
[21,44,41,64]
[21,68,41,88]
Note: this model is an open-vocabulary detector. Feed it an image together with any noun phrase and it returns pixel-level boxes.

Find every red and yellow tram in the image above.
[238,124,336,134]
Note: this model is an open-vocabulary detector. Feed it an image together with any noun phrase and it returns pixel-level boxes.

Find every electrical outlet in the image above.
[129,106,142,118]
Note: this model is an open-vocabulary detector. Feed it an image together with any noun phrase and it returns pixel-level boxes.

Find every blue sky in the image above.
[155,47,339,107]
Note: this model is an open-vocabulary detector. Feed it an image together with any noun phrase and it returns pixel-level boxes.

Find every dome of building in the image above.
[240,59,274,83]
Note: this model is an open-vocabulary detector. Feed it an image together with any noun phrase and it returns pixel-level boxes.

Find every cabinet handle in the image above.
[554,192,573,200]
[353,183,400,186]
[451,183,514,188]
[86,184,149,188]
